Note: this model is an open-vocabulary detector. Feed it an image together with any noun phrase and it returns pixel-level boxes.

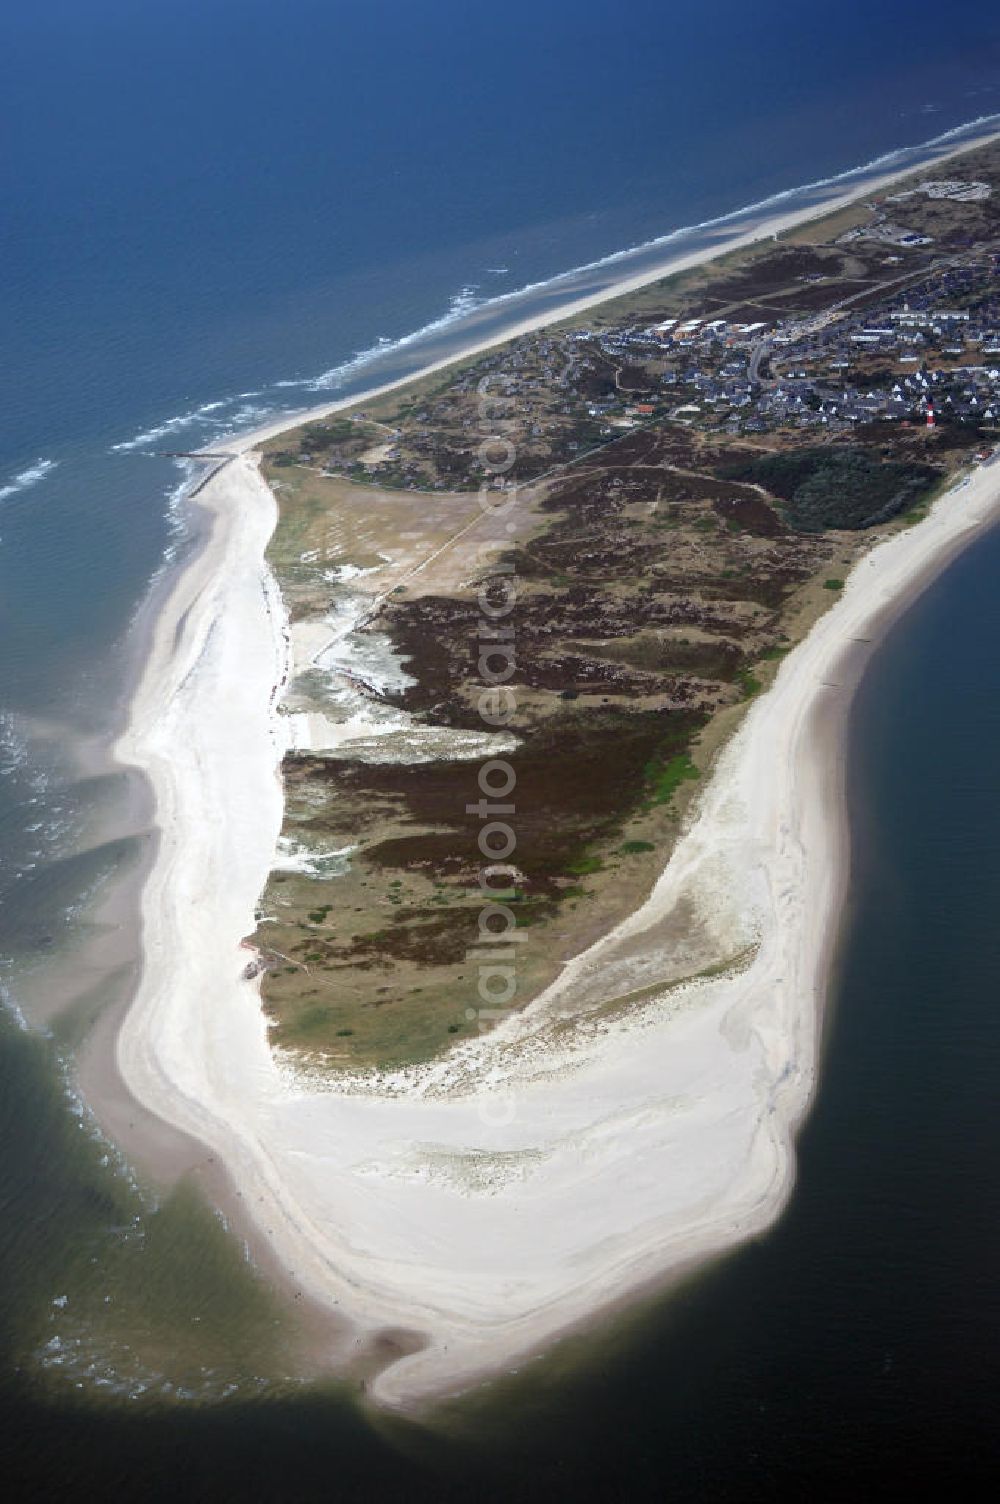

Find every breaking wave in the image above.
[110,397,283,455]
[0,457,58,503]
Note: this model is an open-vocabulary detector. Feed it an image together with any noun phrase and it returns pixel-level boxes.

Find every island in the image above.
[113,131,1000,1408]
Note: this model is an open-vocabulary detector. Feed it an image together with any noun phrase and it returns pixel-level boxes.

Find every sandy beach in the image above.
[111,127,1000,1410]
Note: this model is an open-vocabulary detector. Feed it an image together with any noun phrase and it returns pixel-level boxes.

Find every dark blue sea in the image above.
[2,0,1000,1495]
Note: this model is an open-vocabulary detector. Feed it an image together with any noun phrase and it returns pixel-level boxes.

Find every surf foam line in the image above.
[110,399,284,456]
[0,458,58,503]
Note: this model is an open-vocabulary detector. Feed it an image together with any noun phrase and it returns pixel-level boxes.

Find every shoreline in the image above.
[106,126,1000,1410]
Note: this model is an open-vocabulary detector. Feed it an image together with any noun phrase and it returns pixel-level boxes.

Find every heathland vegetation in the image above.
[251,141,1000,1068]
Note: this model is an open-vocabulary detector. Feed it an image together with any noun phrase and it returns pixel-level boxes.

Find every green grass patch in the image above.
[823,577,844,591]
[619,839,655,854]
[737,668,763,699]
[645,751,700,805]
[567,855,604,876]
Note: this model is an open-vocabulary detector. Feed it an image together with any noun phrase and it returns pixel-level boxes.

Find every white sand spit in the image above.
[112,127,1000,1407]
[114,437,1000,1408]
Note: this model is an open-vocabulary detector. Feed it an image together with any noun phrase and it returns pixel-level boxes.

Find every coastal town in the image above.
[274,188,1000,497]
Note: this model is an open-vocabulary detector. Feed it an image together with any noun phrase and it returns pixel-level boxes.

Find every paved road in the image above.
[748,340,770,386]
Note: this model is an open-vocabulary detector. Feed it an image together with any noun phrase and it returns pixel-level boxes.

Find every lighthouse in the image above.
[926,402,935,429]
